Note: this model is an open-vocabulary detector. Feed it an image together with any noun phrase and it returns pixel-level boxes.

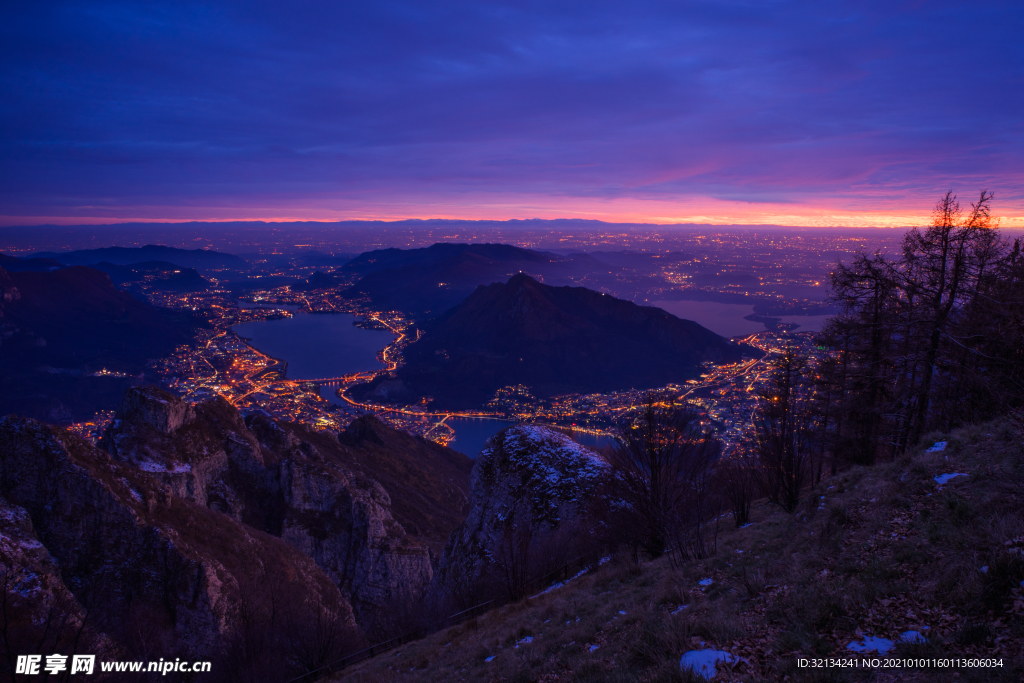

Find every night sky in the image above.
[2,1,1022,227]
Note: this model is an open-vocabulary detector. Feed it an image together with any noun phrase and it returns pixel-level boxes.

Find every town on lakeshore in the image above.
[42,226,873,455]
[65,272,822,456]
[6,1,1024,679]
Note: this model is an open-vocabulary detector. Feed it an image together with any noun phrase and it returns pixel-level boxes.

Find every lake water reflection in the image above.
[651,300,831,337]
[396,415,614,459]
[444,417,513,458]
[235,312,618,459]
[232,313,394,379]
[443,418,615,459]
[651,300,762,337]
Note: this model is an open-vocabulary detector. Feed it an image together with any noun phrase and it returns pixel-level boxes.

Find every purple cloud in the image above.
[1,1,1022,224]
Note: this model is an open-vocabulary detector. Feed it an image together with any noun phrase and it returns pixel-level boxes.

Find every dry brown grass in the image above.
[337,418,1024,682]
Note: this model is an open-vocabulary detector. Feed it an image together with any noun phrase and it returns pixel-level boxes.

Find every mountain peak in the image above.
[505,271,542,286]
[353,279,745,409]
[340,243,615,318]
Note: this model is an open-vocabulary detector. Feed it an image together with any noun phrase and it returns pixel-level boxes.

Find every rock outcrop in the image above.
[0,382,474,671]
[101,386,472,627]
[0,496,120,662]
[433,425,610,604]
[0,416,350,660]
[118,383,197,434]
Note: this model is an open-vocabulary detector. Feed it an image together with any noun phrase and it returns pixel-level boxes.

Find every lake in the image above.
[445,417,514,458]
[651,300,831,337]
[232,312,394,379]
[381,414,614,459]
[233,312,623,458]
[233,316,516,455]
[651,300,762,337]
[569,430,617,452]
[443,418,616,459]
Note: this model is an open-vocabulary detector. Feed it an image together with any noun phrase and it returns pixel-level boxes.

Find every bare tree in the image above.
[751,344,815,513]
[496,504,534,602]
[665,439,721,565]
[900,190,997,445]
[718,450,757,528]
[220,562,292,683]
[608,395,721,561]
[826,252,897,464]
[823,190,1020,460]
[283,596,359,676]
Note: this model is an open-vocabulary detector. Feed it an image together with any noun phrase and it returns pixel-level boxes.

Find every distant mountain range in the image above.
[0,265,200,421]
[338,243,617,318]
[351,273,746,409]
[30,244,247,273]
[1,252,212,292]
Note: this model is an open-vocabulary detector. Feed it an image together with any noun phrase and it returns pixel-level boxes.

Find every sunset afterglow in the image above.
[3,2,1022,228]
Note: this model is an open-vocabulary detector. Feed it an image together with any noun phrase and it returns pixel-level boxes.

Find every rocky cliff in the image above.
[101,386,472,628]
[1,386,475,675]
[433,425,611,605]
[0,415,349,664]
[0,496,119,665]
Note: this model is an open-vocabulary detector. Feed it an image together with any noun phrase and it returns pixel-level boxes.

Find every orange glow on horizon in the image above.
[3,195,1023,229]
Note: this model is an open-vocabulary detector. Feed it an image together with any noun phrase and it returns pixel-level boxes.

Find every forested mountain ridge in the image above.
[351,273,746,409]
[339,242,616,318]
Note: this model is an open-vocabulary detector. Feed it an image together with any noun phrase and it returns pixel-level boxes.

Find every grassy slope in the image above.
[339,418,1024,682]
